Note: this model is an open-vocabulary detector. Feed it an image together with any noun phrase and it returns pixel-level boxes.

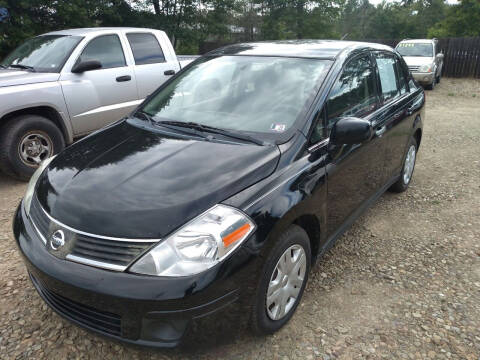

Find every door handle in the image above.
[164,70,175,76]
[375,125,387,137]
[116,75,131,82]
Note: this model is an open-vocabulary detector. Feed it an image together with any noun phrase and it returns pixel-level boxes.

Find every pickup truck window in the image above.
[126,33,165,65]
[0,35,82,73]
[141,56,331,137]
[77,34,126,69]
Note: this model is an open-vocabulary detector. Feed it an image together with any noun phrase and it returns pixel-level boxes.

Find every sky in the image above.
[369,0,459,4]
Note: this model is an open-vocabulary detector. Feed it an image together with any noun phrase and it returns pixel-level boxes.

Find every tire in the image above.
[436,74,441,84]
[389,137,418,193]
[251,224,311,335]
[0,115,65,180]
[426,76,436,90]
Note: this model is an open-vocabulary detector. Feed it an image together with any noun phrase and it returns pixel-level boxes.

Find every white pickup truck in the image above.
[0,27,197,179]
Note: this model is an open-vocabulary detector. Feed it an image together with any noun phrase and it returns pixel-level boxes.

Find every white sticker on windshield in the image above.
[270,124,286,132]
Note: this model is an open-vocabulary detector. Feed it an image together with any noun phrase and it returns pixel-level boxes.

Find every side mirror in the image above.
[331,117,373,145]
[71,60,102,73]
[437,53,444,60]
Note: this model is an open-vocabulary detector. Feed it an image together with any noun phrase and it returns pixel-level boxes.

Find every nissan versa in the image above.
[13,41,425,347]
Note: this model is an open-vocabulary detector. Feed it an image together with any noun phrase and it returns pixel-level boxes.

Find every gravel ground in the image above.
[1,78,479,359]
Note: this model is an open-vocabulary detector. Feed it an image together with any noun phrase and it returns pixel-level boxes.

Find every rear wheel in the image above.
[389,137,417,193]
[251,225,311,335]
[0,115,65,180]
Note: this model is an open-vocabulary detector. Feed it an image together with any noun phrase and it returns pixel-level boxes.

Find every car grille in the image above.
[29,196,157,271]
[70,234,153,267]
[408,65,420,72]
[30,274,122,336]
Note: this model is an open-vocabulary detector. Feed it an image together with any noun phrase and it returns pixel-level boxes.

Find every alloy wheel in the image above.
[403,145,416,185]
[18,131,53,167]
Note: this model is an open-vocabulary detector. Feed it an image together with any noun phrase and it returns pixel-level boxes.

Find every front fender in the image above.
[0,82,74,143]
[224,146,328,262]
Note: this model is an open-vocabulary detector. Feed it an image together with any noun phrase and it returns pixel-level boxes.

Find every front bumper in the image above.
[13,204,260,347]
[412,72,434,85]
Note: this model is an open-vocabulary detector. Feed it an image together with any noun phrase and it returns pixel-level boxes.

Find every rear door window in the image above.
[375,53,400,103]
[126,33,165,65]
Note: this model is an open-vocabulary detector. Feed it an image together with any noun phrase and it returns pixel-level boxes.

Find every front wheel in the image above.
[251,225,311,335]
[426,76,436,90]
[389,137,417,193]
[0,115,65,180]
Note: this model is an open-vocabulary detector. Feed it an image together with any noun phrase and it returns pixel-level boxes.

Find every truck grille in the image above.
[29,196,157,271]
[30,274,122,336]
[408,65,420,72]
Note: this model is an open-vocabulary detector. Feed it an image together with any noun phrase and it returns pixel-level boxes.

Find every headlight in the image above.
[129,205,255,277]
[419,64,432,73]
[24,156,56,216]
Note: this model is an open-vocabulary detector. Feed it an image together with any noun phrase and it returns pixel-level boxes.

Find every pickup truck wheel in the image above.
[251,225,311,335]
[0,115,65,180]
[436,74,441,84]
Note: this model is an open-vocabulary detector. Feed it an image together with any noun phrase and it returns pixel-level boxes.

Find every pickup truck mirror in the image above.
[71,60,102,73]
[331,117,373,145]
[437,53,444,60]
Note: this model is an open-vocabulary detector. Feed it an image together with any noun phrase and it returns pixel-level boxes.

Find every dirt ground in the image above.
[0,78,479,359]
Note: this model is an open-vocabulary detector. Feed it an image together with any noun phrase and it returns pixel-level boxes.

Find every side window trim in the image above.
[74,34,127,70]
[307,106,328,146]
[126,32,166,65]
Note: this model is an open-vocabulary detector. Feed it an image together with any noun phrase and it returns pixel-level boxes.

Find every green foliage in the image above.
[0,0,477,59]
[428,0,480,38]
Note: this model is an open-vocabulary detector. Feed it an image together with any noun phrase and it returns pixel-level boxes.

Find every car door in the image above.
[372,51,413,183]
[60,34,138,135]
[125,32,180,100]
[325,53,385,236]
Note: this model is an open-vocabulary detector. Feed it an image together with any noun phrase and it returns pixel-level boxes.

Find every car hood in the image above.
[36,120,280,239]
[0,69,60,87]
[402,56,434,66]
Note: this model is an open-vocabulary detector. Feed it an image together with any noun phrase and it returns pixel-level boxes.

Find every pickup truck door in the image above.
[125,32,181,100]
[60,34,139,135]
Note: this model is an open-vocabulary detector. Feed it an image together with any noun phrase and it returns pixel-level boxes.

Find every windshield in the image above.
[140,56,331,139]
[397,42,433,57]
[1,35,83,72]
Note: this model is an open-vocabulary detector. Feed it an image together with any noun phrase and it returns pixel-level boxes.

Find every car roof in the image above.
[207,40,394,60]
[43,27,163,36]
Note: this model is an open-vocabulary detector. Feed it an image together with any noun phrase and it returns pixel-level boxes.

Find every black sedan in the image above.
[13,40,425,347]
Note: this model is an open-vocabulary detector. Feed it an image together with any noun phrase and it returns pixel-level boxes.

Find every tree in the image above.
[428,0,480,37]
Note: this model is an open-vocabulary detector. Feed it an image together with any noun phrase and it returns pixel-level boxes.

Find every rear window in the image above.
[126,33,165,65]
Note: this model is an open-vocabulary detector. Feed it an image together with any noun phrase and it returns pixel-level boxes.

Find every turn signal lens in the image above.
[130,205,255,277]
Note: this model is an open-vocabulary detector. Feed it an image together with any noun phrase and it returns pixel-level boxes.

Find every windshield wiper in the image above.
[135,112,208,140]
[0,65,6,69]
[9,64,36,72]
[157,121,266,146]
